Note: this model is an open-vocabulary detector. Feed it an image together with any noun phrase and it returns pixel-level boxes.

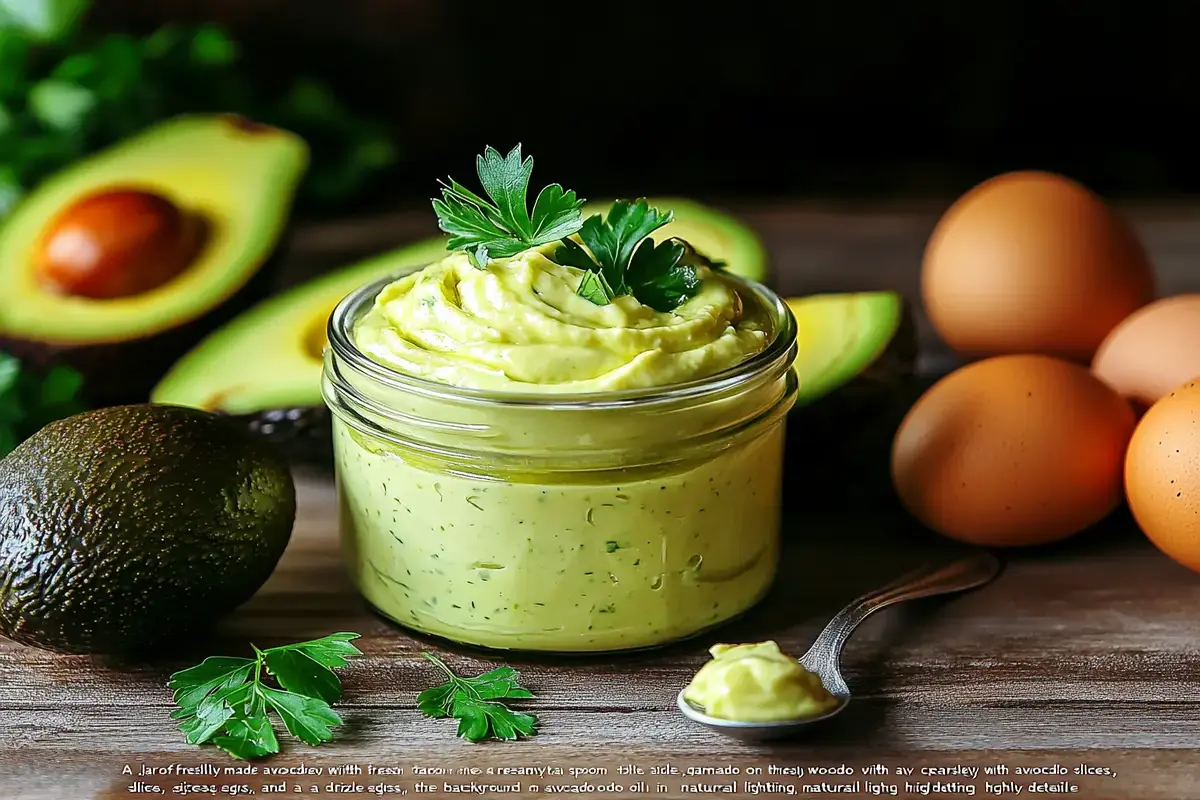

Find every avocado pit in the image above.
[34,188,208,300]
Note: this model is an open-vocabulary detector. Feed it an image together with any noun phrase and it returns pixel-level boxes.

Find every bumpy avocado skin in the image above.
[0,404,296,655]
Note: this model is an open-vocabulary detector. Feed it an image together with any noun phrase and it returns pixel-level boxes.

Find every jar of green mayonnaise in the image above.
[322,258,798,653]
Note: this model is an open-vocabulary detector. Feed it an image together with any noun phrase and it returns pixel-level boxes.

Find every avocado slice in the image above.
[0,403,295,655]
[152,237,450,462]
[787,292,914,406]
[0,115,309,407]
[152,199,767,463]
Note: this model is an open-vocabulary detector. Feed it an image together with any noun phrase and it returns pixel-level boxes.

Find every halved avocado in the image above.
[582,197,768,284]
[787,292,915,406]
[152,198,768,463]
[0,114,308,406]
[152,237,449,462]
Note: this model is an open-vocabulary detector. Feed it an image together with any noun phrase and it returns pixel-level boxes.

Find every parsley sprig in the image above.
[431,145,717,311]
[556,199,705,312]
[417,653,538,743]
[432,144,585,269]
[0,352,87,457]
[168,633,362,760]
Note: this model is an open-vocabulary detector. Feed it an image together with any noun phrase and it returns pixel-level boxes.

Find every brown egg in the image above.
[1092,294,1200,412]
[1125,381,1200,574]
[891,354,1136,547]
[922,171,1155,362]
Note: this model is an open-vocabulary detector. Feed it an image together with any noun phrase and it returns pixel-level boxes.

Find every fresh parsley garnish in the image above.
[432,144,585,269]
[555,198,707,311]
[417,652,538,743]
[168,632,362,760]
[431,147,717,311]
[0,352,88,457]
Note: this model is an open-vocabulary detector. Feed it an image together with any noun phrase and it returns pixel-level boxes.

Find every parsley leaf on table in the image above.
[0,352,88,458]
[417,653,538,743]
[168,632,362,760]
[432,144,585,268]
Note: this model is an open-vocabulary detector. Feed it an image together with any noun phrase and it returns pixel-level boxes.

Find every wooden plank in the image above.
[6,472,1200,797]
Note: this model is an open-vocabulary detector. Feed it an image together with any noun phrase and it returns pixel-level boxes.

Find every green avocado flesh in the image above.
[153,236,450,415]
[0,115,308,343]
[151,199,768,462]
[0,404,295,655]
[787,292,908,406]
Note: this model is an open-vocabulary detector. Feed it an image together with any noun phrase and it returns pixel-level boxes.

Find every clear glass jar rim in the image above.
[325,263,798,411]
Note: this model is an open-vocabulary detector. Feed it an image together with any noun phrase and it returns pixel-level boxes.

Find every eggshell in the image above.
[1092,294,1200,411]
[1125,380,1200,574]
[891,354,1136,547]
[922,171,1155,362]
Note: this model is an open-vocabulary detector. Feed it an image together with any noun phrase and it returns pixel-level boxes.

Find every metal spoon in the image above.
[677,549,1003,741]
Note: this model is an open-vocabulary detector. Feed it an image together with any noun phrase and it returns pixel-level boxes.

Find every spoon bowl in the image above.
[676,690,850,741]
[676,549,1003,740]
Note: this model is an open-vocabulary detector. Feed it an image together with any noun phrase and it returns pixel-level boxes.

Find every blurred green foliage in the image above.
[0,351,87,457]
[0,0,398,216]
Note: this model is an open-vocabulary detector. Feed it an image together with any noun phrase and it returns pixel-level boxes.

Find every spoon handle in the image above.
[798,549,1002,695]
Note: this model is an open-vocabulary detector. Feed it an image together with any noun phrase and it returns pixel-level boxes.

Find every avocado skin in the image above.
[0,244,287,408]
[0,403,296,655]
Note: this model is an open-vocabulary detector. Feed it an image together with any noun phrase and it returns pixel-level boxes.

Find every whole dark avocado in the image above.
[0,403,296,655]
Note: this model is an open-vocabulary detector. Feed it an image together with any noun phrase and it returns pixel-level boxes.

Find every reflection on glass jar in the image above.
[323,268,798,653]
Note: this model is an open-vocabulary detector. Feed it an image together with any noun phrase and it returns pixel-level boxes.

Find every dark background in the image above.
[89,0,1200,209]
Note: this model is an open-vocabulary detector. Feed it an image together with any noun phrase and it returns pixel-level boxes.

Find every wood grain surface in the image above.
[5,205,1200,799]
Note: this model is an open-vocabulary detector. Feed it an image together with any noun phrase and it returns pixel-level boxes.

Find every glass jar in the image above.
[322,267,798,653]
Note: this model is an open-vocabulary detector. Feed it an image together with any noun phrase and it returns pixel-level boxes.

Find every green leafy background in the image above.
[0,0,398,217]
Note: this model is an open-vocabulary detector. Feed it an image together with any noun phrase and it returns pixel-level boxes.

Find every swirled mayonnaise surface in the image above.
[683,641,840,721]
[352,245,768,392]
[334,243,789,652]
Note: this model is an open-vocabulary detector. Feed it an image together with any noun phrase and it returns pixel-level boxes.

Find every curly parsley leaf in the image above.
[168,632,362,760]
[417,653,538,743]
[433,144,585,269]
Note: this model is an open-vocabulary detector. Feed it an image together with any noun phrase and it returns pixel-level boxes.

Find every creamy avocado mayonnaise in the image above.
[330,242,793,652]
[353,246,766,392]
[683,641,840,722]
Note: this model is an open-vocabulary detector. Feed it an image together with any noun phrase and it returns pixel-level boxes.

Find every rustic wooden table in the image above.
[5,204,1200,800]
